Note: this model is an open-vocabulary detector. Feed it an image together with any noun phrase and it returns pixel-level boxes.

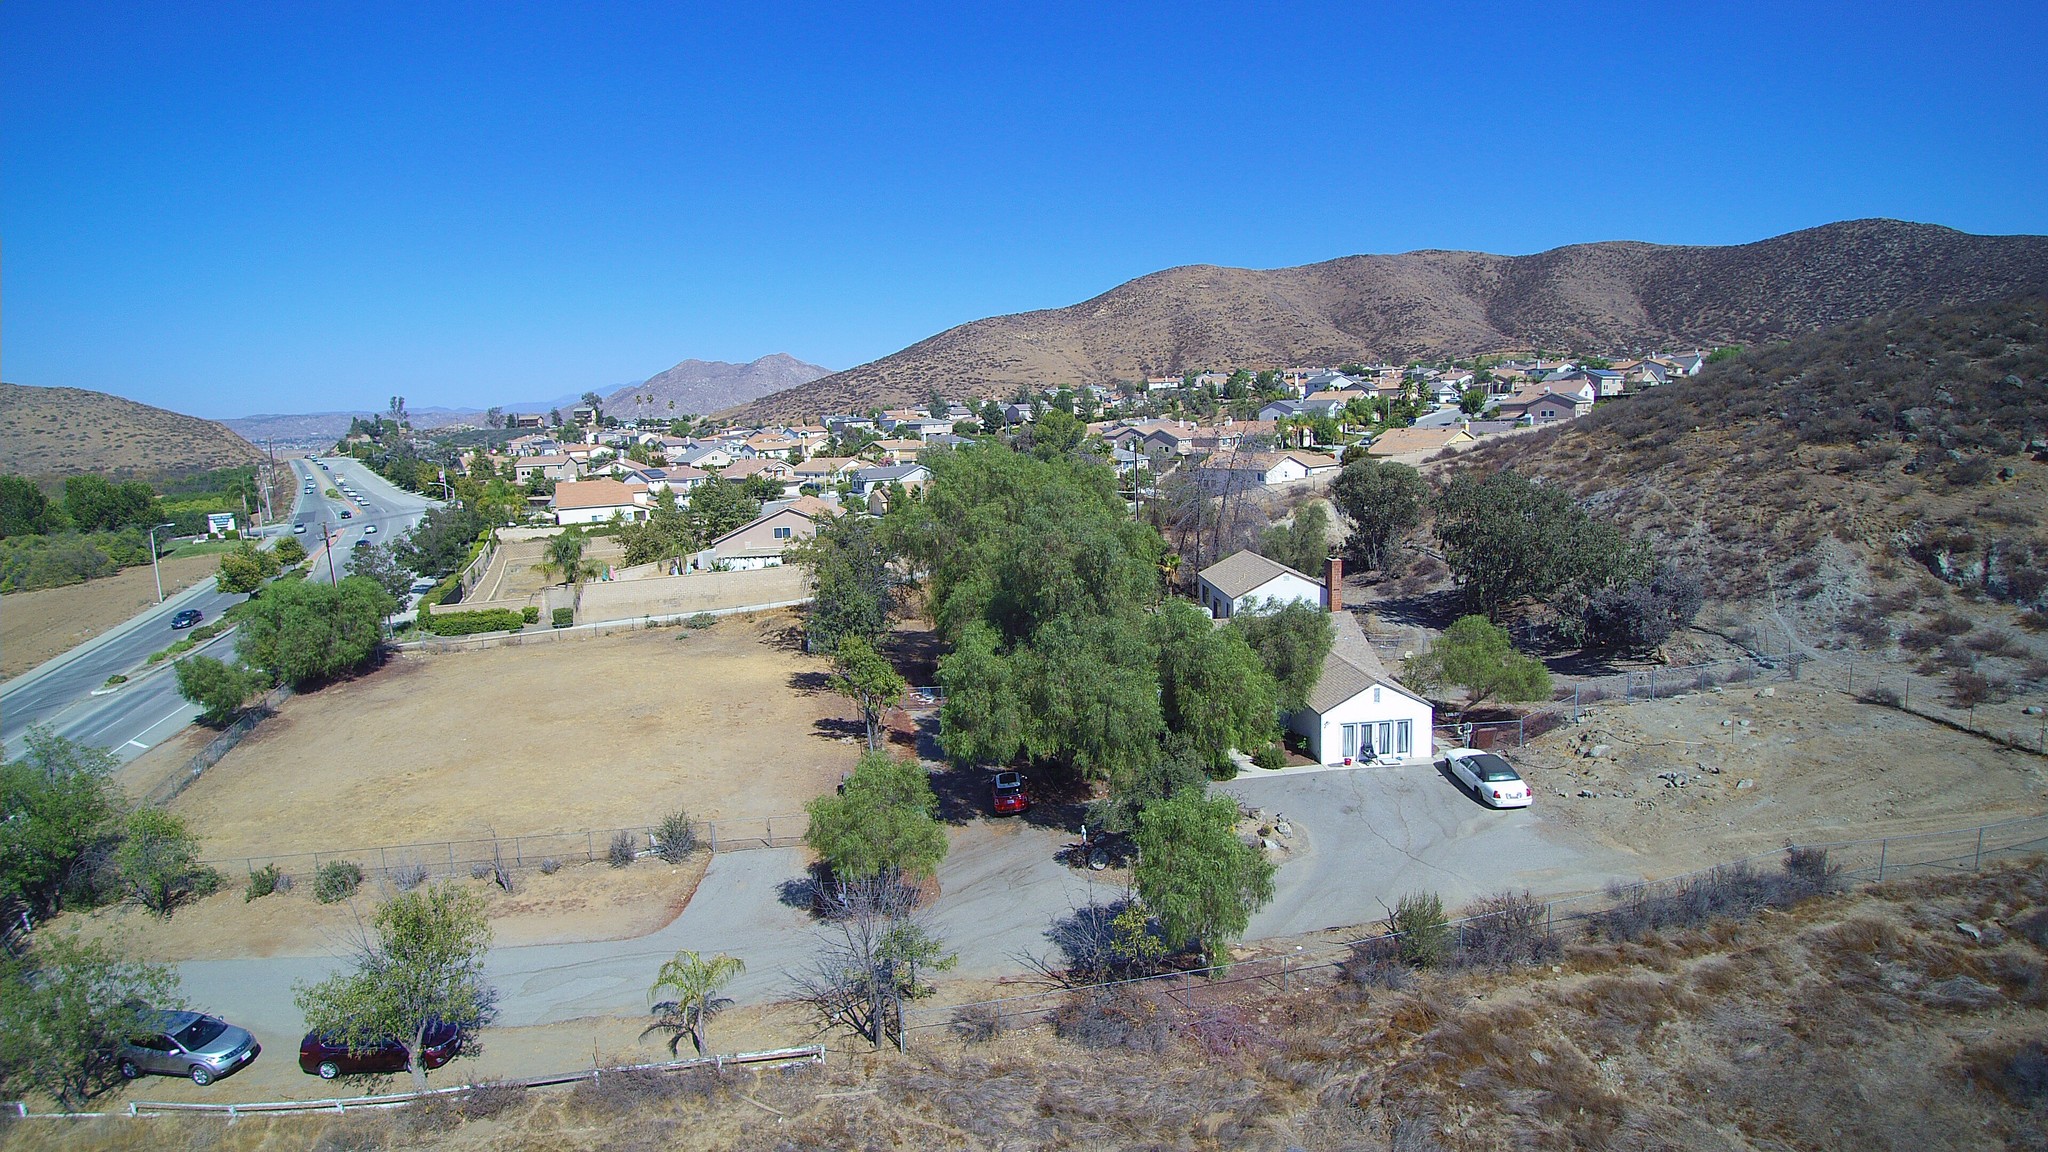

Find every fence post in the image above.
[1878,838,1887,881]
[709,821,717,853]
[1650,667,1657,699]
[1974,827,1984,872]
[766,817,772,846]
[588,831,594,861]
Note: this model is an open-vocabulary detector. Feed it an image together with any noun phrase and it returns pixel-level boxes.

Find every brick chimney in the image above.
[1325,556,1342,612]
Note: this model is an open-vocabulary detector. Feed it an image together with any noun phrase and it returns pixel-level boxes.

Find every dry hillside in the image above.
[730,219,2048,421]
[607,353,829,419]
[0,383,259,480]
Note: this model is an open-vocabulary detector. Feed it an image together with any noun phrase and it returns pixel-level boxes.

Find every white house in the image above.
[552,479,650,525]
[1287,612,1434,765]
[1195,550,1331,620]
[1197,450,1341,491]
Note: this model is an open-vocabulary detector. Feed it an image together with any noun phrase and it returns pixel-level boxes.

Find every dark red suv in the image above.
[299,1021,462,1079]
[992,771,1029,816]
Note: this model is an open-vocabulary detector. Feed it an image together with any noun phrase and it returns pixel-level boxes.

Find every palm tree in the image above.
[539,531,599,587]
[645,951,746,1055]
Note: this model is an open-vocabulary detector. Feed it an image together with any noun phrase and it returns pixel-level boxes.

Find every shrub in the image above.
[950,1001,1007,1043]
[521,605,540,624]
[686,613,716,629]
[654,811,697,864]
[391,862,429,891]
[1050,986,1172,1053]
[539,857,561,875]
[1386,892,1451,968]
[608,830,637,867]
[1338,934,1411,994]
[553,607,575,629]
[244,864,283,902]
[116,808,210,916]
[1251,744,1285,771]
[1453,891,1561,970]
[312,860,365,903]
[1588,848,1841,942]
[423,608,525,636]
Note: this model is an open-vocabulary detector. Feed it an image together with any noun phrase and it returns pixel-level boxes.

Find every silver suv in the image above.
[117,1010,260,1085]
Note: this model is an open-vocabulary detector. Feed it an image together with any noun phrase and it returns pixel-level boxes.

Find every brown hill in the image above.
[730,219,2048,421]
[607,353,830,420]
[0,382,261,480]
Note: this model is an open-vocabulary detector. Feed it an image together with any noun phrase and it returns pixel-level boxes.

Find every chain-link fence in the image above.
[137,684,295,808]
[902,812,2048,1047]
[201,811,810,886]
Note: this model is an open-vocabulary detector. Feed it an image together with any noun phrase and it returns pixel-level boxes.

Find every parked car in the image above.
[1444,749,1532,808]
[299,1021,462,1079]
[117,1010,260,1085]
[170,609,203,630]
[991,771,1029,816]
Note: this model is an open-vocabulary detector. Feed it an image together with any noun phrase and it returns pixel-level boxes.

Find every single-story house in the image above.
[553,479,651,525]
[1287,611,1434,765]
[794,457,866,487]
[1365,426,1475,457]
[742,434,800,460]
[720,458,799,492]
[1299,389,1366,417]
[1197,450,1341,491]
[671,445,736,470]
[693,495,840,571]
[1195,549,1331,620]
[1259,399,1309,422]
[617,463,709,494]
[870,438,927,464]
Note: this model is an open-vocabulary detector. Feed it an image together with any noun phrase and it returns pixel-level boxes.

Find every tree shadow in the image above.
[1363,589,1465,631]
[810,717,867,744]
[758,619,809,654]
[878,627,943,687]
[788,669,834,693]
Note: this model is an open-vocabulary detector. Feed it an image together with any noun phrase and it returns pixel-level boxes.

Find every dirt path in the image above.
[0,554,221,679]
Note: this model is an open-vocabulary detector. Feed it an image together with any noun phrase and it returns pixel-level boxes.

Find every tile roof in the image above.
[553,479,648,510]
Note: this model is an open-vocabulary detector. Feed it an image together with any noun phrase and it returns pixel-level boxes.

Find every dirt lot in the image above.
[1513,682,2048,872]
[158,611,860,860]
[0,554,221,679]
[68,855,710,962]
[469,536,626,604]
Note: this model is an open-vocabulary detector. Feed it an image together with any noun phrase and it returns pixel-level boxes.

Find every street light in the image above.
[147,522,177,604]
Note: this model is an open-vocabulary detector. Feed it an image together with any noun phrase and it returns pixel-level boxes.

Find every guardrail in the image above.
[3,1045,824,1120]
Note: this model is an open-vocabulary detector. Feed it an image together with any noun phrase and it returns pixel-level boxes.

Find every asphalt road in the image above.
[0,456,435,763]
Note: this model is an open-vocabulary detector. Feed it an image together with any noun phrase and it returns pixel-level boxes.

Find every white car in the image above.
[363,524,378,535]
[1445,749,1532,808]
[292,523,308,534]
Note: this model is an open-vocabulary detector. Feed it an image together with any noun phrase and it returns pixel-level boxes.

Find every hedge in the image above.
[423,608,526,636]
[552,607,574,628]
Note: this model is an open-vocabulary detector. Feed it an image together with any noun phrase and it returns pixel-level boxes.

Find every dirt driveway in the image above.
[160,612,862,861]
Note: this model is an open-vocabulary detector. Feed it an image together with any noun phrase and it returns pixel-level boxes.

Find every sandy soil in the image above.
[162,611,860,860]
[0,554,222,679]
[67,855,710,962]
[470,537,626,604]
[1513,682,2048,873]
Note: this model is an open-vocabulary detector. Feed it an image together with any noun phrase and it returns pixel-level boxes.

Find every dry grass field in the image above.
[8,862,2045,1151]
[0,554,222,679]
[154,612,861,861]
[0,382,259,479]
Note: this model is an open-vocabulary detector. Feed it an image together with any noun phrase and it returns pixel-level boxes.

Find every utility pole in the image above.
[322,523,340,586]
[147,522,176,604]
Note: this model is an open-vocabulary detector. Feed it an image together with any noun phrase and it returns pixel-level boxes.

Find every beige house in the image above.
[553,479,651,525]
[693,496,840,571]
[515,454,578,483]
[1366,426,1474,457]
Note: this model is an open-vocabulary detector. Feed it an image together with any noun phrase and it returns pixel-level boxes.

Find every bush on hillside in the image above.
[422,608,525,636]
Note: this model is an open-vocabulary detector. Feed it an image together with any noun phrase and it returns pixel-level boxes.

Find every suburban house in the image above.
[514,454,579,484]
[1366,426,1475,457]
[1259,399,1308,422]
[693,495,840,571]
[794,457,865,487]
[1495,388,1593,424]
[870,438,927,464]
[1288,610,1434,766]
[720,458,799,493]
[1002,402,1036,424]
[1299,389,1366,417]
[1195,550,1334,620]
[671,445,736,470]
[553,479,651,525]
[1198,450,1341,491]
[742,433,799,460]
[850,463,931,509]
[628,464,709,495]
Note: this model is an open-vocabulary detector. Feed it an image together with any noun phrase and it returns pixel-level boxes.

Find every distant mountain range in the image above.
[603,354,831,419]
[0,382,259,479]
[726,219,2048,421]
[218,354,826,444]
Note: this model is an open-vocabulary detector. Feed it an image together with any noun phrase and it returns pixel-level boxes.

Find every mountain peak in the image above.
[606,354,831,419]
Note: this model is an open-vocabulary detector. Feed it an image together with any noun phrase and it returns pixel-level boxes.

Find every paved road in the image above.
[287,455,438,584]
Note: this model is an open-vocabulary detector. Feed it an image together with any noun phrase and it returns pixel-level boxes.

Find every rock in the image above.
[1737,719,1752,728]
[1721,720,1734,728]
[1757,687,1775,698]
[1260,838,1279,851]
[1957,921,1982,941]
[1589,743,1613,758]
[1712,686,1725,694]
[1736,778,1755,790]
[2023,705,2044,717]
[1274,821,1293,837]
[1578,789,1600,798]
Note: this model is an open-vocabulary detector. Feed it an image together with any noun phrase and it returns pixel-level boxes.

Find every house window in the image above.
[773,526,792,540]
[1396,720,1412,756]
[1372,687,1381,703]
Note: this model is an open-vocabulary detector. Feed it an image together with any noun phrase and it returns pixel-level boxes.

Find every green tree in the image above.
[0,729,126,919]
[0,935,180,1109]
[803,750,947,882]
[1027,408,1087,460]
[0,475,64,537]
[644,951,745,1056]
[214,542,281,594]
[394,504,486,578]
[617,488,694,568]
[174,656,264,725]
[1152,600,1278,772]
[832,637,908,751]
[272,536,308,567]
[1331,458,1427,572]
[787,512,893,651]
[538,529,599,587]
[346,541,414,605]
[62,475,159,534]
[687,479,762,542]
[1231,600,1335,713]
[114,808,210,916]
[1458,387,1489,415]
[1432,469,1646,621]
[294,882,495,1091]
[1255,501,1331,576]
[1133,790,1275,968]
[234,575,395,688]
[1403,615,1552,715]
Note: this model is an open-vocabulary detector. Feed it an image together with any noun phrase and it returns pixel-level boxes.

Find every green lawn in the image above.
[165,540,241,559]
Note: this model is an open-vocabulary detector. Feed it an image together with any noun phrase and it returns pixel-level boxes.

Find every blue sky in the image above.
[5,2,2044,418]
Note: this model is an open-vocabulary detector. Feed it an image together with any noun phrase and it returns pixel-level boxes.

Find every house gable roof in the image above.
[1306,611,1431,713]
[1197,549,1325,600]
[553,479,648,510]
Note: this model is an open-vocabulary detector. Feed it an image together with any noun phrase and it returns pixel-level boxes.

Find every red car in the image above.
[992,771,1029,816]
[298,1021,463,1079]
